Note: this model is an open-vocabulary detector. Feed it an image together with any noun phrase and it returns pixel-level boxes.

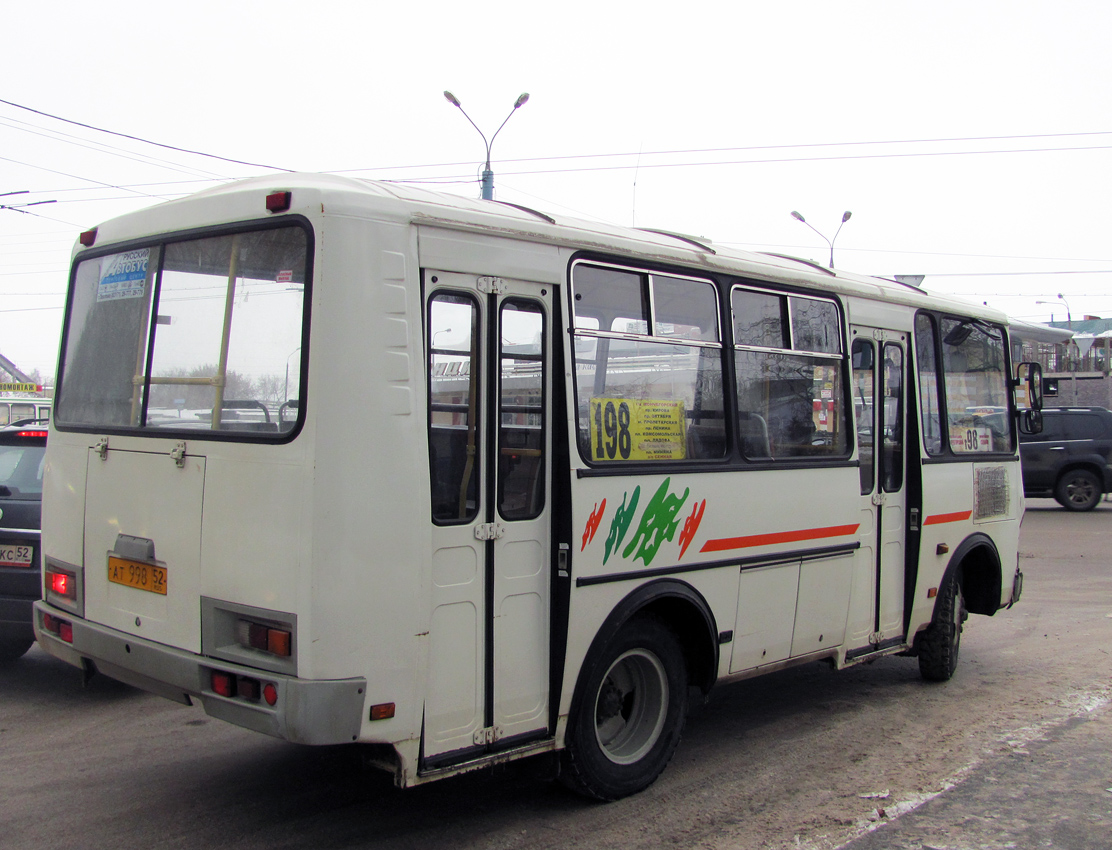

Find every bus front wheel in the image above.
[918,569,966,682]
[560,616,688,800]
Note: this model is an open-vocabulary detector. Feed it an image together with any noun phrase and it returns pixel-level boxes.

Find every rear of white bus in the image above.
[33,186,371,745]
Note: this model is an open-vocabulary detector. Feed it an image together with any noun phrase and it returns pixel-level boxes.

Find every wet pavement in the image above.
[840,702,1112,849]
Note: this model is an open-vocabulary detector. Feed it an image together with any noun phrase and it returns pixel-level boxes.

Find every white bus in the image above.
[34,174,1041,800]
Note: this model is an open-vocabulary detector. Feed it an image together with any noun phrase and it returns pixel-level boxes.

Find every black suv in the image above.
[1019,406,1112,511]
[0,420,47,662]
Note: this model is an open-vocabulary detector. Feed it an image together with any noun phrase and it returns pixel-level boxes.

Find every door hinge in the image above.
[477,276,507,295]
[871,492,885,506]
[170,441,187,468]
[94,436,109,460]
[909,508,920,532]
[473,725,503,745]
[475,522,506,541]
[870,631,885,645]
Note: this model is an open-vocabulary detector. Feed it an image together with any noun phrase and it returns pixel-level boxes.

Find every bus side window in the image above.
[881,344,904,492]
[915,313,944,456]
[570,263,725,463]
[428,292,481,523]
[498,299,545,520]
[852,339,875,494]
[733,288,847,460]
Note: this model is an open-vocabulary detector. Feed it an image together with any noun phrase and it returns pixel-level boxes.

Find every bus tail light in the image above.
[42,612,74,644]
[237,677,260,700]
[47,570,75,599]
[210,670,277,705]
[44,560,83,616]
[235,619,292,657]
[211,671,235,698]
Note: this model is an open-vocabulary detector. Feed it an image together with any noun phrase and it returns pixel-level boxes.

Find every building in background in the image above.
[1011,317,1112,407]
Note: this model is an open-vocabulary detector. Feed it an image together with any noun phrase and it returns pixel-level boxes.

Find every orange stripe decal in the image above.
[923,510,972,526]
[700,523,861,554]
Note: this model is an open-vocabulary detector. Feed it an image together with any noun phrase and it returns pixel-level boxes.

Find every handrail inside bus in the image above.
[635,228,717,255]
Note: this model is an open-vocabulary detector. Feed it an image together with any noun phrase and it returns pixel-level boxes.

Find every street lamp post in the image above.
[284,347,301,403]
[790,210,852,269]
[1,190,57,215]
[443,91,530,200]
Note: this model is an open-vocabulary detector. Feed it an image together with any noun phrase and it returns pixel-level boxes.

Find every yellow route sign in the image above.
[589,398,687,461]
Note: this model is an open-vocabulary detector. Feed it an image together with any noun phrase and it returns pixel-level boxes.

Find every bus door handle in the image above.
[909,508,920,532]
[558,543,570,579]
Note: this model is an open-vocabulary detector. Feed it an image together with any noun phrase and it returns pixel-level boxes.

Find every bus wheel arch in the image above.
[949,533,1003,616]
[559,580,718,799]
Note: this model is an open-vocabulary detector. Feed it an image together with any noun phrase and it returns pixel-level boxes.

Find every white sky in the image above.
[3,0,1111,380]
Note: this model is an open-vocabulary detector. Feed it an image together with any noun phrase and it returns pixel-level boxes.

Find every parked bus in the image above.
[34,175,1041,800]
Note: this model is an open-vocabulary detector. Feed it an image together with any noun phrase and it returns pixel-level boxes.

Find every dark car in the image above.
[1019,406,1112,511]
[0,419,47,662]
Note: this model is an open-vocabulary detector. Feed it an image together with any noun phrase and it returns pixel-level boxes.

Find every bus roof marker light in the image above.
[266,191,291,213]
[79,228,97,247]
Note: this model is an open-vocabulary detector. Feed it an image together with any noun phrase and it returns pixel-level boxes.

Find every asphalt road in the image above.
[2,500,1110,849]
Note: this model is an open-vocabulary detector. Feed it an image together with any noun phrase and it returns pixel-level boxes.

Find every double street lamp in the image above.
[443,91,530,201]
[790,210,852,269]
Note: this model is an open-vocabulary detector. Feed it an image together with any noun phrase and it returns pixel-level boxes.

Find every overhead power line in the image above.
[338,129,1112,176]
[0,115,228,181]
[0,97,292,173]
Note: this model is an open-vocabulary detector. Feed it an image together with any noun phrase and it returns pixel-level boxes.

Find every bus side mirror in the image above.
[1014,362,1043,435]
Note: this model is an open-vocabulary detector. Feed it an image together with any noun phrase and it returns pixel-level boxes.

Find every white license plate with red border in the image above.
[0,543,33,568]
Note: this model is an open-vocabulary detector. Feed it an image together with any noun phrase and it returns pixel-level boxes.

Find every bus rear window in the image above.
[56,224,310,437]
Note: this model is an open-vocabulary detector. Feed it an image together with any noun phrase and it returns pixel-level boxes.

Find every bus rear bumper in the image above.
[32,601,366,745]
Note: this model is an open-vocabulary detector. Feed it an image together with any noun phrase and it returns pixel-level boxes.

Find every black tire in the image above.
[560,616,688,800]
[918,569,966,682]
[1054,469,1102,512]
[0,639,33,665]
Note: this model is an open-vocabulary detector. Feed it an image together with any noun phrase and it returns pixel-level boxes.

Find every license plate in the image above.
[0,543,33,568]
[108,556,168,595]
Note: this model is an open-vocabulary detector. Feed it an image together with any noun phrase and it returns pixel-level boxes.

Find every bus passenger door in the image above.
[424,272,552,763]
[849,328,908,652]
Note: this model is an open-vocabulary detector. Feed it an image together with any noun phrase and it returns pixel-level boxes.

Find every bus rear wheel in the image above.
[918,569,966,681]
[560,616,688,800]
